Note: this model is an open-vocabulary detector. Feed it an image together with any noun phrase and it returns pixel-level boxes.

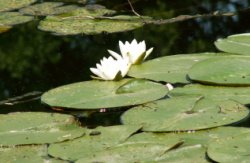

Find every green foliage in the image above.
[41,79,168,109]
[0,112,85,146]
[128,52,230,83]
[121,96,249,132]
[19,2,79,16]
[0,0,36,12]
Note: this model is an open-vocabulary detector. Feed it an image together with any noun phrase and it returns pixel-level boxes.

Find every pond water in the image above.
[1,0,250,126]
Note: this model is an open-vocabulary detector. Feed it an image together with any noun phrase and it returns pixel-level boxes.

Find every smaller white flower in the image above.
[166,83,174,91]
[108,39,154,65]
[90,56,130,81]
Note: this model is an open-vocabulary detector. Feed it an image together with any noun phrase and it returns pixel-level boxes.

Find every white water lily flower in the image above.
[90,55,130,81]
[108,39,154,65]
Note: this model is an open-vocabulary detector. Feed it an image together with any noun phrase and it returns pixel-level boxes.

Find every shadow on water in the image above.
[0,0,250,124]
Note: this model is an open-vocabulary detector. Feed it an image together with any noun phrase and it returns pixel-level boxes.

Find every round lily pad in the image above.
[38,15,147,35]
[215,33,250,55]
[48,125,141,161]
[76,143,171,163]
[19,2,79,16]
[0,145,67,163]
[207,132,250,163]
[188,56,250,85]
[0,112,85,146]
[121,96,249,132]
[0,0,36,12]
[41,79,168,109]
[0,12,33,26]
[169,84,250,105]
[128,52,231,83]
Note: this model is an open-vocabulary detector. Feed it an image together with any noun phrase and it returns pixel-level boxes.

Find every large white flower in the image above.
[108,39,154,65]
[90,55,130,81]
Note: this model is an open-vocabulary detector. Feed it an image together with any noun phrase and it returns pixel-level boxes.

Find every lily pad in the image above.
[0,145,67,163]
[215,33,250,55]
[48,125,141,161]
[128,52,231,83]
[41,79,168,109]
[169,84,250,105]
[188,56,250,85]
[207,132,250,163]
[19,2,79,16]
[0,12,33,26]
[121,96,249,132]
[76,143,173,163]
[38,14,148,35]
[0,0,36,12]
[0,112,85,146]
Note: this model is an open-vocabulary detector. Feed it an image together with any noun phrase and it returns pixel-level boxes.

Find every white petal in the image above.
[90,68,106,80]
[145,47,154,59]
[107,50,122,60]
[166,83,174,91]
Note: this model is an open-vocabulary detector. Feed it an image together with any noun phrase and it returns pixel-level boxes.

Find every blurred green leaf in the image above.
[0,0,36,12]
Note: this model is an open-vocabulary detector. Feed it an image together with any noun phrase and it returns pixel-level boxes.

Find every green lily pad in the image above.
[169,84,250,105]
[215,33,250,55]
[0,145,67,163]
[41,79,168,109]
[19,2,79,16]
[121,96,249,132]
[48,125,141,161]
[207,132,250,163]
[188,56,250,85]
[38,13,148,35]
[0,0,36,12]
[0,112,84,146]
[128,52,231,83]
[0,12,33,26]
[76,143,173,163]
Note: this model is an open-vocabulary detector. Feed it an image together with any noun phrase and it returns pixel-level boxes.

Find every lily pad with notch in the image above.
[0,112,85,146]
[128,52,232,84]
[215,33,250,55]
[41,79,168,109]
[188,56,250,85]
[121,96,249,132]
[48,125,141,161]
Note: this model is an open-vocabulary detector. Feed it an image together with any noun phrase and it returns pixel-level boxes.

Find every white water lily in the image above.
[166,83,174,91]
[90,55,130,81]
[108,39,154,65]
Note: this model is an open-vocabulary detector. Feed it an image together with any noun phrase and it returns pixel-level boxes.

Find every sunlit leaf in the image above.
[128,52,232,83]
[19,2,79,16]
[0,0,36,12]
[0,12,33,28]
[188,56,250,85]
[215,33,250,55]
[0,112,85,146]
[41,79,168,109]
[121,96,249,132]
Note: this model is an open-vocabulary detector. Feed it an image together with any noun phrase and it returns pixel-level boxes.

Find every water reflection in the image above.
[0,0,249,106]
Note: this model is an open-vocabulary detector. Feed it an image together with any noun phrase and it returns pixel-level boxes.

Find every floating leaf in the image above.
[169,84,250,105]
[0,0,36,12]
[0,12,33,26]
[76,143,172,163]
[121,96,249,132]
[0,145,67,163]
[19,2,79,16]
[188,56,250,85]
[0,112,84,146]
[128,52,231,83]
[38,13,148,35]
[207,132,250,163]
[48,125,141,161]
[215,33,250,55]
[41,79,168,109]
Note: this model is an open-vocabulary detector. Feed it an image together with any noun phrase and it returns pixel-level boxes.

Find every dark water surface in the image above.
[0,0,250,124]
